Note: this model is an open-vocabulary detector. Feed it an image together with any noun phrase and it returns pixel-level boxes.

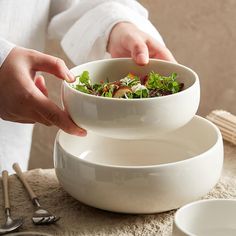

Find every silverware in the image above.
[13,163,60,225]
[0,170,23,234]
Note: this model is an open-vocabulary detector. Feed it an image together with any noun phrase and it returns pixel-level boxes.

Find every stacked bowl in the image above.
[54,59,223,214]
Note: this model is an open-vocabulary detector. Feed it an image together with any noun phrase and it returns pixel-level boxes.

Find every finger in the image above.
[146,39,177,63]
[32,112,54,126]
[2,116,36,124]
[14,120,35,124]
[34,75,48,97]
[7,108,52,126]
[127,38,149,65]
[29,50,75,82]
[21,111,53,126]
[32,90,87,136]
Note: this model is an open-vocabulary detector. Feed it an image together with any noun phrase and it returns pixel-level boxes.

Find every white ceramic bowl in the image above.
[173,199,236,236]
[54,116,223,214]
[62,58,200,139]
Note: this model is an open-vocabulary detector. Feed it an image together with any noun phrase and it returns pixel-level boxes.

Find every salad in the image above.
[71,71,184,99]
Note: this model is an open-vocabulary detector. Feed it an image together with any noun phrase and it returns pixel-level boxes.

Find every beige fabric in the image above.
[1,142,236,235]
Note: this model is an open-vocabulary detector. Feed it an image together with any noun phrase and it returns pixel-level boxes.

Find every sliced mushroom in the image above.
[113,86,132,98]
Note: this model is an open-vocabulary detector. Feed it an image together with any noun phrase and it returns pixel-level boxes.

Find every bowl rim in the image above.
[63,58,199,102]
[174,199,236,235]
[55,115,222,170]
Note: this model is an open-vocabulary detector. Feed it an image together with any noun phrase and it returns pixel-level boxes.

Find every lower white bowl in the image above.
[173,199,236,236]
[53,116,223,213]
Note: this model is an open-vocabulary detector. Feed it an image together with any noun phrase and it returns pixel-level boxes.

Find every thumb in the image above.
[30,51,75,82]
[128,39,149,65]
[147,38,177,63]
[32,88,87,136]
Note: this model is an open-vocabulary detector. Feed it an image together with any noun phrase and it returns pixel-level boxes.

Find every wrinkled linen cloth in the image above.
[0,142,236,236]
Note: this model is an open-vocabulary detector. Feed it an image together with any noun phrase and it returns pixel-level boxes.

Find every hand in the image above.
[0,47,86,136]
[107,22,176,65]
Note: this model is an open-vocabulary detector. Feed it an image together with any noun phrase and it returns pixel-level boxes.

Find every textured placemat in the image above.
[0,142,236,236]
[207,110,236,145]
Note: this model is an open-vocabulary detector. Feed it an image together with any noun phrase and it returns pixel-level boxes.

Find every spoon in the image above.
[0,170,23,235]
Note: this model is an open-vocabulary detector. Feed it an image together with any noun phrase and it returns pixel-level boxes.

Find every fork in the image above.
[13,163,60,225]
[0,170,23,234]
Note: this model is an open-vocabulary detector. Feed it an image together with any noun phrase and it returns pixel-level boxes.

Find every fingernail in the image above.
[77,129,87,137]
[136,53,149,65]
[66,71,75,83]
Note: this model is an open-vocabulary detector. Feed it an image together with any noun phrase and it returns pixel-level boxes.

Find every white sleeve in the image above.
[0,38,15,67]
[48,0,165,65]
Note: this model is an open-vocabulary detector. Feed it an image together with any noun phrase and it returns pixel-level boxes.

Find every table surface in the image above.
[0,142,236,236]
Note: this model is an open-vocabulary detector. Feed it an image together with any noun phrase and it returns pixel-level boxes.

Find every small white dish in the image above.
[173,199,236,236]
[54,116,223,213]
[62,58,200,139]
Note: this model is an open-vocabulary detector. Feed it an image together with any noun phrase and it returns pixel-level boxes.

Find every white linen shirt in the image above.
[0,0,164,172]
[0,0,164,66]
